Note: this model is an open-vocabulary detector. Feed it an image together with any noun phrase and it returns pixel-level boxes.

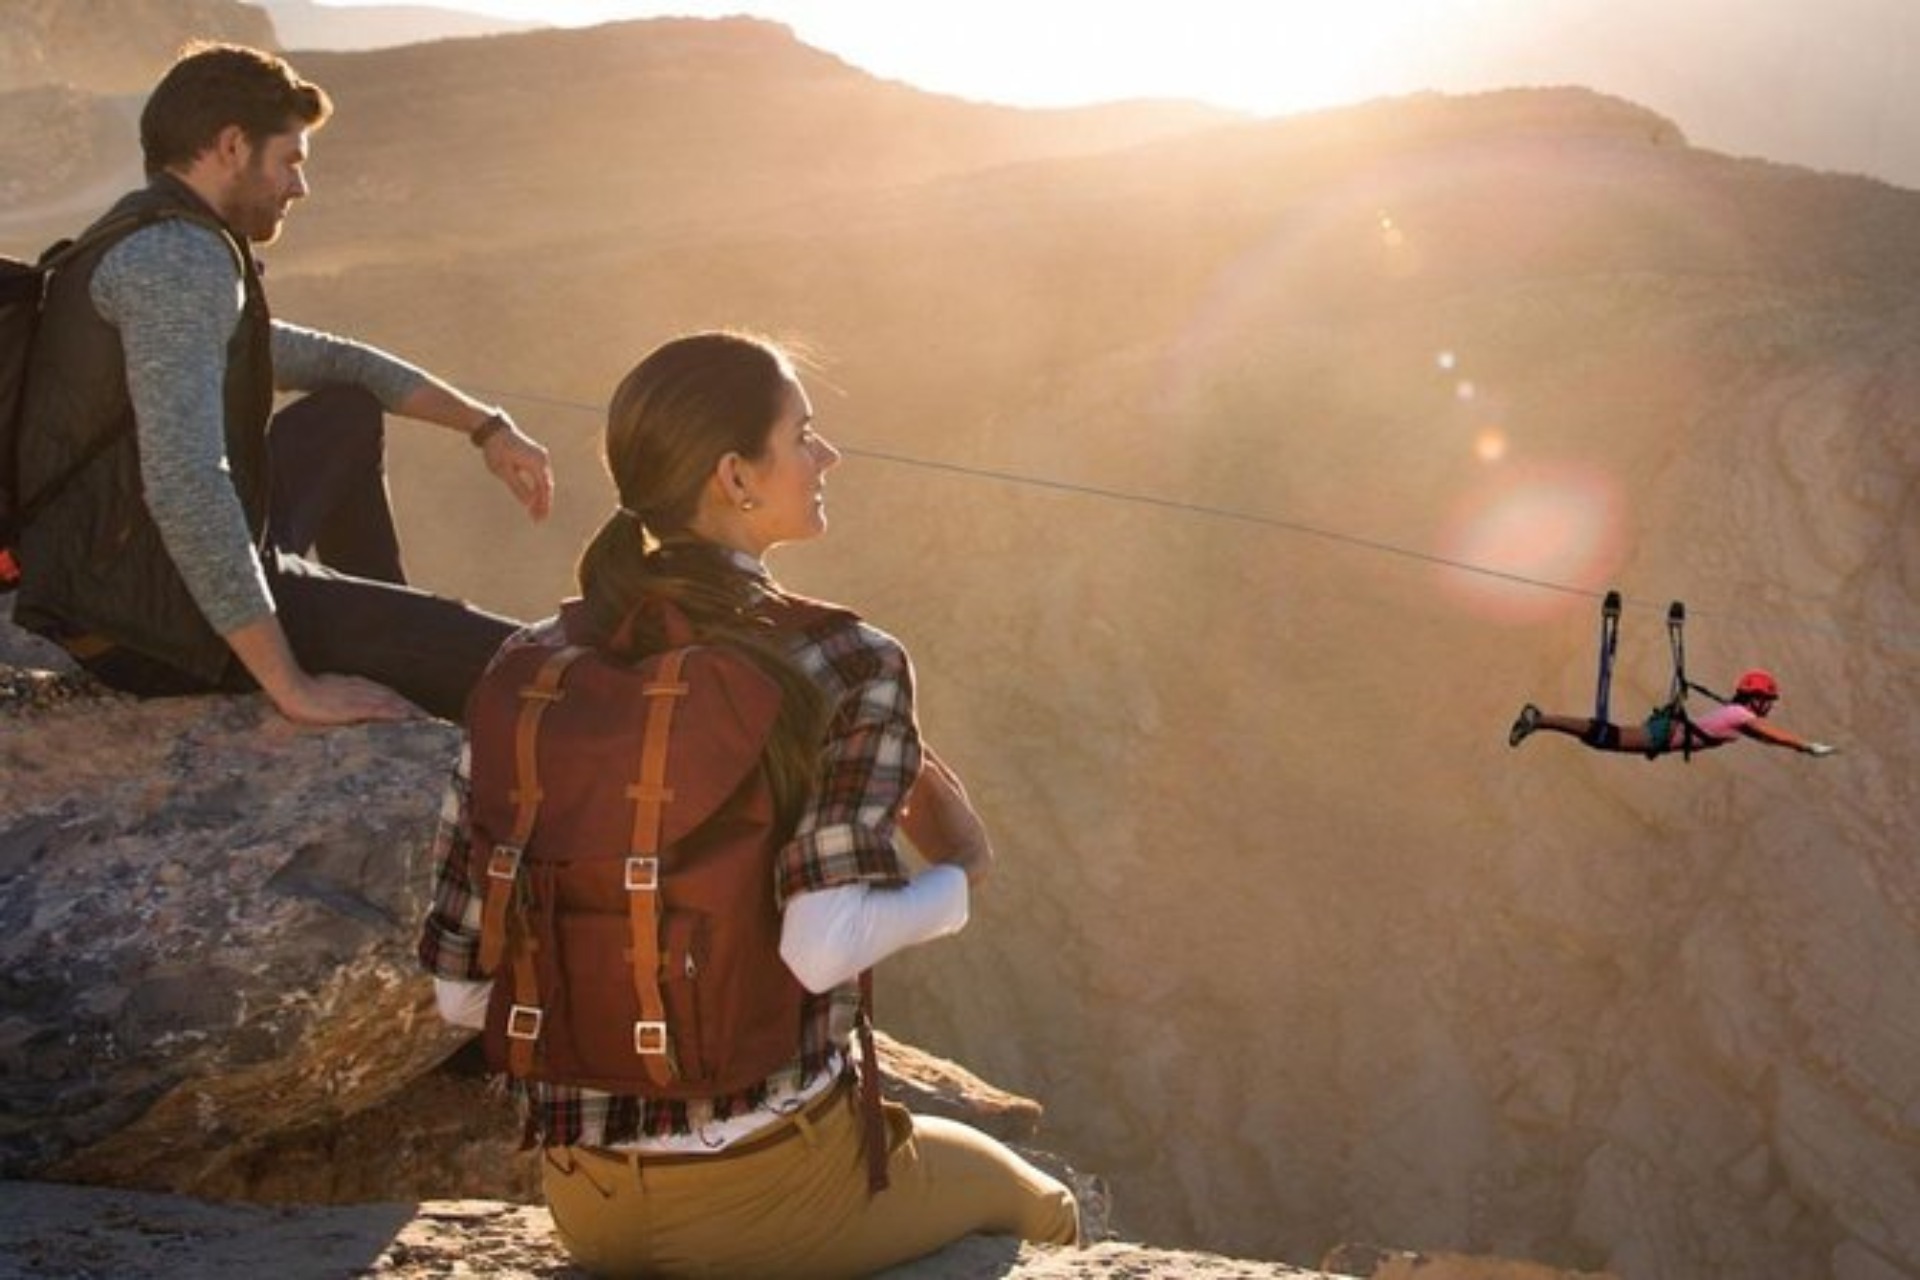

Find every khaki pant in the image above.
[540,1084,1079,1279]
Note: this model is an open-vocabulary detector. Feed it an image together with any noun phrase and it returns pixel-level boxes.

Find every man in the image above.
[13,42,553,725]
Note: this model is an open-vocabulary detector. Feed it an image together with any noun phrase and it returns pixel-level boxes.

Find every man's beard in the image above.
[232,169,289,244]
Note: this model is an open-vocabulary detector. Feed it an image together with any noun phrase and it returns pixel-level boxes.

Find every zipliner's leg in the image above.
[1511,705,1655,753]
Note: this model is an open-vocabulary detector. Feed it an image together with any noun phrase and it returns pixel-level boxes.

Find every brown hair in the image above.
[141,43,332,175]
[577,331,828,833]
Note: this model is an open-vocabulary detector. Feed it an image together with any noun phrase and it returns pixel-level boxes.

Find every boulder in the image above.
[0,664,471,1189]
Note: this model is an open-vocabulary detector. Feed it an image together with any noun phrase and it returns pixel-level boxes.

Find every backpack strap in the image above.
[857,969,890,1193]
[624,647,694,1088]
[8,206,247,533]
[480,644,587,1078]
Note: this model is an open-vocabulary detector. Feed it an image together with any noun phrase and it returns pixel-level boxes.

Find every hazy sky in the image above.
[300,0,1587,115]
[307,0,1919,183]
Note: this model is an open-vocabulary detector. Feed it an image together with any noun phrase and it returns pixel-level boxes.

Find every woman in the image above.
[418,331,1078,1278]
[1509,668,1836,758]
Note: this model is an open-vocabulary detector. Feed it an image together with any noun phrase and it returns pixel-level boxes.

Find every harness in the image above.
[1590,591,1730,761]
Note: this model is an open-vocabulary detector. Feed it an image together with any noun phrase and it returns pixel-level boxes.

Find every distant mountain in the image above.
[0,85,133,210]
[1382,0,1920,189]
[265,18,1235,264]
[258,0,542,52]
[0,0,274,93]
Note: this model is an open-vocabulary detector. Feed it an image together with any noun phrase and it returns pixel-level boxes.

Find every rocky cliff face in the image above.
[0,0,275,94]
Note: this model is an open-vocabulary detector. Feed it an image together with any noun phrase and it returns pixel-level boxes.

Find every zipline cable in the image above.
[477,386,1911,653]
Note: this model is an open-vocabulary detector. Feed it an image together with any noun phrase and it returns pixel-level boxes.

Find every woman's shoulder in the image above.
[772,592,912,684]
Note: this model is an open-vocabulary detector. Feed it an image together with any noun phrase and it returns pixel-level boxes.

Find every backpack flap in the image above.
[650,645,784,843]
[619,644,783,1089]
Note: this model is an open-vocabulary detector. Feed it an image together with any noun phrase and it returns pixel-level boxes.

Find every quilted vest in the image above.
[13,176,272,682]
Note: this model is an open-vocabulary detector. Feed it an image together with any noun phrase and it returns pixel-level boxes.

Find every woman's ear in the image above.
[713,451,756,510]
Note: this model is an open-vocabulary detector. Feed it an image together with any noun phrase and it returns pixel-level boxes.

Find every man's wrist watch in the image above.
[469,410,511,449]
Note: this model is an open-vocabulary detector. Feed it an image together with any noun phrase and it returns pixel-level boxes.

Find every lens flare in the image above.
[1438,464,1622,621]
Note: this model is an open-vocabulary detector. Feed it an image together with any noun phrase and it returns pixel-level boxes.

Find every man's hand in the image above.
[481,423,554,522]
[227,614,422,726]
[900,748,996,888]
[273,671,422,725]
[392,385,556,522]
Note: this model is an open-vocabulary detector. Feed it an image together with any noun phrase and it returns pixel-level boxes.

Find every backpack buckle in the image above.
[634,1020,669,1055]
[487,845,523,881]
[505,1004,544,1040]
[624,856,659,891]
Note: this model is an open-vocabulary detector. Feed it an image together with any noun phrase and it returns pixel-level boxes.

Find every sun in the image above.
[317,0,1490,117]
[784,0,1482,115]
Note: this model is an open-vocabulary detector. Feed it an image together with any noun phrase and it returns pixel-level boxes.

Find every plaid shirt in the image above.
[417,554,920,1146]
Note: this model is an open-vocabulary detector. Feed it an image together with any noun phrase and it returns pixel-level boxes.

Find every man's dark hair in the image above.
[140,43,332,175]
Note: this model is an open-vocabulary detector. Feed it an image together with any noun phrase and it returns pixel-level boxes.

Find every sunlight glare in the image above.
[325,0,1500,117]
[1438,464,1621,621]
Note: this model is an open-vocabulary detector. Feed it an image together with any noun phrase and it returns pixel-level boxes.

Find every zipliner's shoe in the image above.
[1509,703,1541,747]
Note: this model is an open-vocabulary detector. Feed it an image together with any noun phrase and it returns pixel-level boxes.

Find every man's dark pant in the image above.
[81,386,517,723]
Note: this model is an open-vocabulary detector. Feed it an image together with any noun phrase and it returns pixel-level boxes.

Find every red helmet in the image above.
[1735,669,1781,700]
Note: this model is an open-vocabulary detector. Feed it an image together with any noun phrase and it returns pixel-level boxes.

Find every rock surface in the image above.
[0,1180,1626,1279]
[0,1180,1323,1280]
[0,663,471,1187]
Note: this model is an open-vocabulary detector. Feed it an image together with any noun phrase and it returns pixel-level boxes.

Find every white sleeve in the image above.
[433,977,493,1030]
[779,866,970,994]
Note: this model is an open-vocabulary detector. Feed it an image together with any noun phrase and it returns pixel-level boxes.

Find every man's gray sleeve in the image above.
[272,320,428,408]
[91,221,274,637]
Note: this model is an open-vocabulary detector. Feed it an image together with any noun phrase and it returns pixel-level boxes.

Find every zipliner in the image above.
[1510,667,1836,758]
[1508,589,1836,761]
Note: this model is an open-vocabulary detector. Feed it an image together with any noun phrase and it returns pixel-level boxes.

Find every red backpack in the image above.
[465,598,816,1097]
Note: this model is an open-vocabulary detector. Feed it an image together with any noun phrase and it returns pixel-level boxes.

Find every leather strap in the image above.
[480,647,584,1080]
[858,969,889,1193]
[478,646,583,973]
[625,649,690,1087]
[506,931,543,1078]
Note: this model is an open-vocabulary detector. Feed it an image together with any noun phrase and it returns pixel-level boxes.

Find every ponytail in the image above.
[574,509,828,838]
